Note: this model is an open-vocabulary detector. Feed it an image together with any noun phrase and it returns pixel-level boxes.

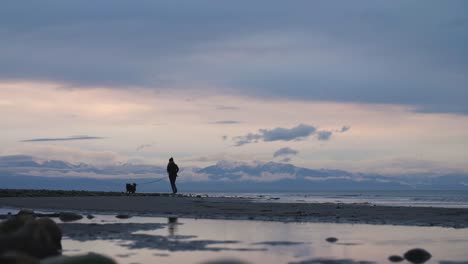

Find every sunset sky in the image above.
[1,1,467,175]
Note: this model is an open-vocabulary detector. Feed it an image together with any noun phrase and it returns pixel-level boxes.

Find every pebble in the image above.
[59,212,83,222]
[404,248,432,264]
[326,237,338,243]
[388,255,404,262]
[116,214,132,219]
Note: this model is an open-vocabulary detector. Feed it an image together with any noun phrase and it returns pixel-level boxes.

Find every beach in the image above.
[2,190,468,263]
[2,191,468,228]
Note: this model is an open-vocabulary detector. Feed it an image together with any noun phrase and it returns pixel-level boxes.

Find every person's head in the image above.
[169,157,174,162]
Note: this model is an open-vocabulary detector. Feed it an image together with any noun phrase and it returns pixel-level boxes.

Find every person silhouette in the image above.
[167,157,179,194]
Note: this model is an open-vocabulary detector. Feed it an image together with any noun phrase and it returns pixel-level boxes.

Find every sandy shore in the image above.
[2,194,468,228]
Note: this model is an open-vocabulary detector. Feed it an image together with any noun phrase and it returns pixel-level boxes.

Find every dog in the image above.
[125,183,137,194]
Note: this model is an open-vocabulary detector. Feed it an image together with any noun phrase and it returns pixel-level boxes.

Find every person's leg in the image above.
[170,176,177,193]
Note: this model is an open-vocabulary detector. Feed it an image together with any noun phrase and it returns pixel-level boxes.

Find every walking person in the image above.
[167,157,179,194]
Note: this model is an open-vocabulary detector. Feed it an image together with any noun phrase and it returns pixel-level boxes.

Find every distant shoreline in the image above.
[1,189,468,229]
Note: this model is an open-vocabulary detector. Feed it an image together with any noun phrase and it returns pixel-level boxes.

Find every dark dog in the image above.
[125,183,137,194]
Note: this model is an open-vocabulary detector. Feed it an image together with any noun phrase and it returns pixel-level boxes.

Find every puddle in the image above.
[1,208,468,263]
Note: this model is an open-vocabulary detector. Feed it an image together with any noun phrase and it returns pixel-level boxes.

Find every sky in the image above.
[1,1,467,175]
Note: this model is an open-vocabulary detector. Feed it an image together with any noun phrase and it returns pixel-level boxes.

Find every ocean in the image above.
[202,190,468,208]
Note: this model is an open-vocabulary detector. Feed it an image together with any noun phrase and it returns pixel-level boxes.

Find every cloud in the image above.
[261,124,316,142]
[273,147,299,158]
[317,131,333,141]
[20,136,104,142]
[0,1,467,114]
[339,126,351,133]
[235,124,341,146]
[210,120,240,124]
[1,145,122,165]
[136,144,153,151]
[215,105,240,111]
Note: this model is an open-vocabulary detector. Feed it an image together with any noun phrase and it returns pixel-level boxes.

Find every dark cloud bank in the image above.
[233,124,347,146]
[1,1,467,114]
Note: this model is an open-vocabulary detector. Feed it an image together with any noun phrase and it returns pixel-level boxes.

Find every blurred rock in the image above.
[0,214,35,235]
[388,255,404,262]
[0,217,62,260]
[41,253,117,264]
[404,248,432,264]
[17,209,35,216]
[58,213,83,222]
[0,252,39,264]
[115,214,131,219]
[15,218,63,259]
[326,237,338,243]
[86,215,95,219]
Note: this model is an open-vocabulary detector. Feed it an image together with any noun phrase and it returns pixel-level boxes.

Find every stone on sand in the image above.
[388,255,404,262]
[115,214,132,219]
[404,248,432,264]
[326,237,338,243]
[58,212,83,222]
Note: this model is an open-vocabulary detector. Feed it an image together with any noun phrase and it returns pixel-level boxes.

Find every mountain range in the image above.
[1,155,467,192]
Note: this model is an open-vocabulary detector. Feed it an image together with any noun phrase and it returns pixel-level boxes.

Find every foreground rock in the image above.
[0,252,40,264]
[0,213,62,259]
[41,253,117,264]
[404,248,432,264]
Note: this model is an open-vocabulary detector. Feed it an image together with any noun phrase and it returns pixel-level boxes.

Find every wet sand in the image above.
[2,194,468,228]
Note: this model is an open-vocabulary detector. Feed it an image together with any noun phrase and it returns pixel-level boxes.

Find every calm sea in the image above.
[202,190,468,208]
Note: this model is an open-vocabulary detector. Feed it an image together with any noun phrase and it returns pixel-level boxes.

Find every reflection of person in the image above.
[166,157,179,194]
[167,217,178,236]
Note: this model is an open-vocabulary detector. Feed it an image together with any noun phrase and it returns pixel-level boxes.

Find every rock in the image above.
[86,215,95,219]
[15,218,63,259]
[326,237,338,243]
[115,214,131,219]
[58,212,83,222]
[41,253,117,264]
[0,218,62,259]
[388,255,404,262]
[0,252,40,264]
[17,209,35,216]
[0,213,35,235]
[404,248,432,264]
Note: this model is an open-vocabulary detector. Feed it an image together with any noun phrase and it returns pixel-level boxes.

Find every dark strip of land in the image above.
[1,189,468,228]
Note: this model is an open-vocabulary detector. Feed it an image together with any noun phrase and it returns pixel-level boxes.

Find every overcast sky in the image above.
[1,1,467,174]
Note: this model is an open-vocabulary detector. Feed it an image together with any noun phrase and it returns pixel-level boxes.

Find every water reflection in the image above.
[58,215,468,264]
[168,217,178,237]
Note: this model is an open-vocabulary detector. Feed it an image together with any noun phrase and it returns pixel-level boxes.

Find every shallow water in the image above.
[48,215,468,263]
[2,208,468,263]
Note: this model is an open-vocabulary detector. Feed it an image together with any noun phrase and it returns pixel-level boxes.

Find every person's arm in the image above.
[175,164,179,173]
